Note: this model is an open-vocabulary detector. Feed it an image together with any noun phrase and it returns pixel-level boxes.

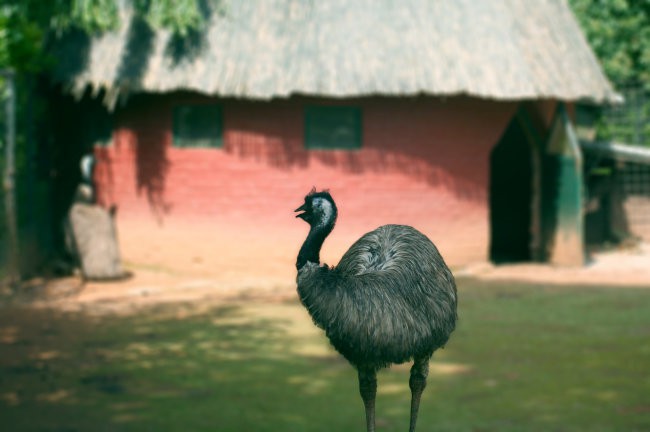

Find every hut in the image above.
[46,0,619,281]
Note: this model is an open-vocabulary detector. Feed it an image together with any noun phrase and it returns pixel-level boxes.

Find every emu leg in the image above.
[358,368,377,432]
[408,356,430,432]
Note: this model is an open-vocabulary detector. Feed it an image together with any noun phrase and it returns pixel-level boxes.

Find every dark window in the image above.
[173,104,223,148]
[305,106,362,150]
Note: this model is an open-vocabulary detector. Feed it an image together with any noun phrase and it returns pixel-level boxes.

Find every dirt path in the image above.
[3,242,648,316]
[459,242,650,286]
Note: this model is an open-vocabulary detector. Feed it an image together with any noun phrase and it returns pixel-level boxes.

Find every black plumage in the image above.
[295,189,458,432]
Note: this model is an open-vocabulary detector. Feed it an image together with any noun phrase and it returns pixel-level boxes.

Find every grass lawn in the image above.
[0,278,649,431]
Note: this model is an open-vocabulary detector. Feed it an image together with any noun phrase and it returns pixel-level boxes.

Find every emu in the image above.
[295,189,457,432]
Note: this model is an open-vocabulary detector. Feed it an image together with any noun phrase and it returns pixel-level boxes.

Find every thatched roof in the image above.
[50,0,620,107]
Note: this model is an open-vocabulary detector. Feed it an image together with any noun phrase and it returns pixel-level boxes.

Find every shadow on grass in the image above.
[1,279,650,431]
[0,301,366,432]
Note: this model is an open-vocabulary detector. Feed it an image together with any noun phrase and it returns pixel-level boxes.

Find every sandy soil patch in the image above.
[3,240,648,315]
[459,242,650,287]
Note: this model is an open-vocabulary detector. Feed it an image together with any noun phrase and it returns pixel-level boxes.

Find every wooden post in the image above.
[2,69,19,284]
[545,104,585,266]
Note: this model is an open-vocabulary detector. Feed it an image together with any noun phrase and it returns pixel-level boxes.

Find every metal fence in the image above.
[600,85,650,147]
[621,160,650,240]
[600,86,650,147]
[583,140,650,244]
[1,71,53,284]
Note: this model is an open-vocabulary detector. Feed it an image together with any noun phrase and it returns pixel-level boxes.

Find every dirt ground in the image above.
[3,239,648,315]
[459,241,650,286]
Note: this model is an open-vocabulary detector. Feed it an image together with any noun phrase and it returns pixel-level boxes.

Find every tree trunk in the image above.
[2,69,19,284]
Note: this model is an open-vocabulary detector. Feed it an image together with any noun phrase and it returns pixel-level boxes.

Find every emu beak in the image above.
[295,203,308,220]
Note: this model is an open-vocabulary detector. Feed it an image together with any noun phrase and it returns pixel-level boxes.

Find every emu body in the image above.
[295,189,457,432]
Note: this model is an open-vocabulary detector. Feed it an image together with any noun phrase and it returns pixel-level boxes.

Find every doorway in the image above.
[489,115,534,263]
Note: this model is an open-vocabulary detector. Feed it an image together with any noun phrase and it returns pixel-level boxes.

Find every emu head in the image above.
[295,188,338,228]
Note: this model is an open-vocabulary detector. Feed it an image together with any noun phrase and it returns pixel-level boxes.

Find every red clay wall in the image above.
[94,94,517,280]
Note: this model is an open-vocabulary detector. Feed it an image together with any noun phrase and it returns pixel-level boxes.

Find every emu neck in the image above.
[297,223,333,270]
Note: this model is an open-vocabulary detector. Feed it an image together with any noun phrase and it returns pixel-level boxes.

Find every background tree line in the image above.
[569,0,650,146]
[0,0,212,281]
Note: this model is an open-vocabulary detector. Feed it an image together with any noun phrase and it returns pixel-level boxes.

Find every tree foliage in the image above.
[0,0,212,278]
[569,0,650,89]
[569,0,650,147]
[0,0,207,73]
[135,0,206,37]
